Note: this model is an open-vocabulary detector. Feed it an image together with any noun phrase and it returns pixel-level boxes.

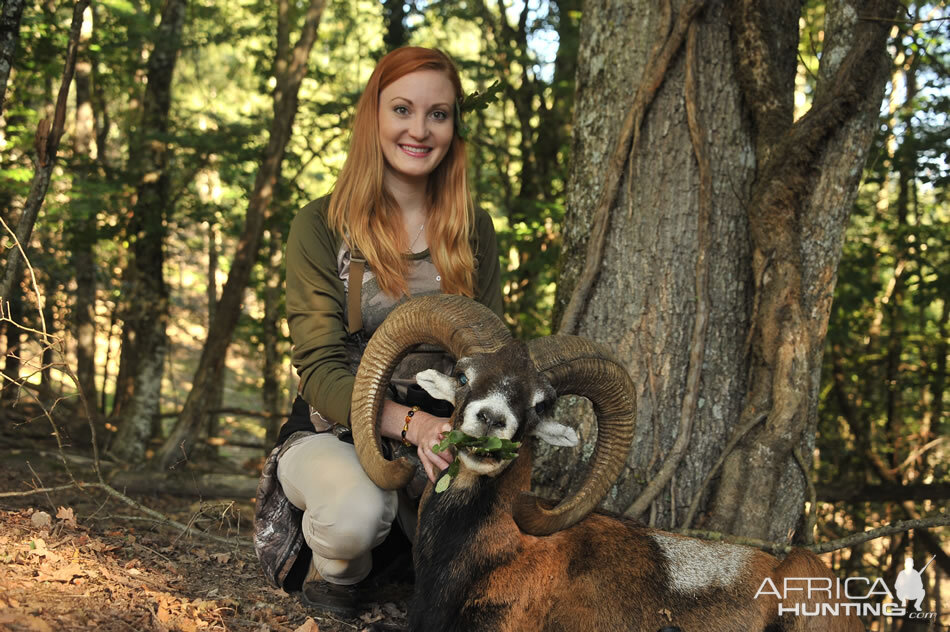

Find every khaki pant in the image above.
[277,432,398,585]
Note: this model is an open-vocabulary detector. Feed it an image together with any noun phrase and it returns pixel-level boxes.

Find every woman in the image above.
[253,47,504,618]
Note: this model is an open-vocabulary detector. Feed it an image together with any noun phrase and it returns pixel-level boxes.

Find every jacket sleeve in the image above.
[473,207,505,318]
[285,198,355,427]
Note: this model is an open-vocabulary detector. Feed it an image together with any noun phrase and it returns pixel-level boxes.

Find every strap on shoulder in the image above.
[347,245,365,334]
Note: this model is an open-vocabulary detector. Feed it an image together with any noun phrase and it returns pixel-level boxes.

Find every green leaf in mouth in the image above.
[432,431,520,493]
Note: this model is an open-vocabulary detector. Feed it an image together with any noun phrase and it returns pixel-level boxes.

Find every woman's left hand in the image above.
[408,413,454,483]
[379,400,454,483]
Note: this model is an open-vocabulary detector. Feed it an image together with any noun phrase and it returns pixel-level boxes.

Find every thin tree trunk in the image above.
[204,221,222,445]
[1,283,23,408]
[153,0,327,470]
[262,226,284,445]
[109,0,188,462]
[0,0,26,113]
[70,16,98,414]
[382,0,409,51]
[0,0,90,304]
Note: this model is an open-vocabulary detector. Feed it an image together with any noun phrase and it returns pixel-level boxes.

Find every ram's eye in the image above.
[534,400,548,414]
[458,373,468,386]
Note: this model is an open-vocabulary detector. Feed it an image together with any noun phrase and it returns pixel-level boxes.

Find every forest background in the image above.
[0,0,947,630]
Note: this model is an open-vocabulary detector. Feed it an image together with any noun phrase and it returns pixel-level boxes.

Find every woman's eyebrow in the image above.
[389,97,452,109]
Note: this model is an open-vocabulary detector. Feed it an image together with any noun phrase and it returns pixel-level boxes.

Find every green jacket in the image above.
[285,196,504,428]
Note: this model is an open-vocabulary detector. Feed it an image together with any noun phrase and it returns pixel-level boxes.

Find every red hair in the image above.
[328,47,475,299]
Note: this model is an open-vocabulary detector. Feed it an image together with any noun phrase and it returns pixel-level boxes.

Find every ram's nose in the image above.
[475,408,508,431]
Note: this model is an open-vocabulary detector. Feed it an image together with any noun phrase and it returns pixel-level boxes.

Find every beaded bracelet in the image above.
[401,406,420,447]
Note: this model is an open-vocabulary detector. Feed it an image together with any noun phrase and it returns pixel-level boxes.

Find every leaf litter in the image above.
[0,458,410,632]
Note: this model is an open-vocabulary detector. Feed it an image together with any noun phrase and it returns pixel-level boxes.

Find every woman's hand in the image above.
[407,412,454,483]
[379,400,454,483]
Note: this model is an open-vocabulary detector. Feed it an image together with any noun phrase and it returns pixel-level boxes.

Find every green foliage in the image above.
[817,4,948,554]
[432,430,521,492]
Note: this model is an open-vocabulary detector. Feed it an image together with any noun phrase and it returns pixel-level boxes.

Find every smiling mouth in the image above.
[399,144,432,157]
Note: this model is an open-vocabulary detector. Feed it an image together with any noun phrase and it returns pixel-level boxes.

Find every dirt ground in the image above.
[0,435,412,632]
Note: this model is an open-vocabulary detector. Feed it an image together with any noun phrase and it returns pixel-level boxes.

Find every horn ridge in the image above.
[351,295,511,490]
[518,335,636,536]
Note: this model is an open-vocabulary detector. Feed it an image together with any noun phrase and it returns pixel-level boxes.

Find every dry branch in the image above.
[0,481,253,549]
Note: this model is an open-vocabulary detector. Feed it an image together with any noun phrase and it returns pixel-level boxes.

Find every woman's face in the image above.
[377,69,456,187]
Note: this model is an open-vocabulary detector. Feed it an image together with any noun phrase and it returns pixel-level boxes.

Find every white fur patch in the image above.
[460,391,517,439]
[531,389,547,407]
[416,369,456,404]
[459,452,505,475]
[651,533,751,593]
[531,420,578,447]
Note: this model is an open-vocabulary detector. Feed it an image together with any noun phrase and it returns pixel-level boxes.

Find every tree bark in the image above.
[0,281,23,408]
[109,0,188,462]
[70,15,98,415]
[382,0,409,52]
[153,0,327,470]
[262,226,286,445]
[0,0,89,304]
[706,0,899,541]
[0,0,26,114]
[542,0,898,540]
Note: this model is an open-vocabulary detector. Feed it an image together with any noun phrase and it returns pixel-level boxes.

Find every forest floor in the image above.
[0,424,412,632]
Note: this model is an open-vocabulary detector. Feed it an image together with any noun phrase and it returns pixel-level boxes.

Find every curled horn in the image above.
[515,335,636,536]
[351,294,512,490]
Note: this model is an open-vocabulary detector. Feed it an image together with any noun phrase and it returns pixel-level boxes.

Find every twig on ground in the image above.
[25,461,57,513]
[0,480,253,549]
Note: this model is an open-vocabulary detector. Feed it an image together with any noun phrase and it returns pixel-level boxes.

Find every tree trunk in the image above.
[109,0,187,462]
[0,0,26,113]
[382,0,409,52]
[262,226,284,445]
[0,0,89,304]
[204,221,222,444]
[70,16,98,414]
[1,281,23,408]
[542,0,898,541]
[153,0,327,470]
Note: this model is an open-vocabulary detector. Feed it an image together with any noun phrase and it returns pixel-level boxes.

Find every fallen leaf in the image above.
[293,618,320,632]
[157,604,171,623]
[359,604,385,624]
[178,617,198,632]
[212,552,230,564]
[38,562,85,583]
[56,506,78,528]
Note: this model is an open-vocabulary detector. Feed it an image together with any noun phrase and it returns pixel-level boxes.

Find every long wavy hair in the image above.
[328,47,475,299]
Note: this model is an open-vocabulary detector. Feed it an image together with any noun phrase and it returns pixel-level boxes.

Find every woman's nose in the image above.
[409,114,428,140]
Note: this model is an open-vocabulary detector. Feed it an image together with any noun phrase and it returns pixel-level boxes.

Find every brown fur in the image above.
[412,444,864,632]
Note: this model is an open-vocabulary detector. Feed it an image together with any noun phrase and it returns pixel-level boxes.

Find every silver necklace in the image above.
[409,223,425,251]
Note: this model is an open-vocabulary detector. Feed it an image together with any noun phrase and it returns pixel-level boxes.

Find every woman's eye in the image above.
[458,373,468,386]
[394,105,409,115]
[431,110,447,120]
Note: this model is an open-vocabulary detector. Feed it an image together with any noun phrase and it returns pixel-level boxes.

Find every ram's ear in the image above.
[531,420,579,447]
[415,369,457,405]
